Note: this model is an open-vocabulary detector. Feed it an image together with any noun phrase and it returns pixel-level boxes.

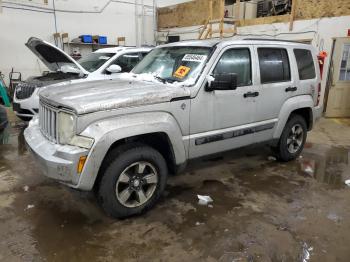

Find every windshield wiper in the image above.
[154,75,167,84]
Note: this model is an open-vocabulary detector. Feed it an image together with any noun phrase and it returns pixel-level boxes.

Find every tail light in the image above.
[317,51,327,80]
[316,83,321,106]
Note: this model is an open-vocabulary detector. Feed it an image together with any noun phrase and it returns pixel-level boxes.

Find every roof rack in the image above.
[243,38,307,44]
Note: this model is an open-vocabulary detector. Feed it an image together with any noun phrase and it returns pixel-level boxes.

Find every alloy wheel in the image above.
[115,161,158,208]
[286,124,304,154]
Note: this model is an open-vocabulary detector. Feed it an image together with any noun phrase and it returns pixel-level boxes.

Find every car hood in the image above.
[39,78,190,115]
[26,37,89,75]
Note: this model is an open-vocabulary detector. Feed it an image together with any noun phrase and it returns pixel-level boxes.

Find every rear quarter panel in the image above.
[273,95,314,139]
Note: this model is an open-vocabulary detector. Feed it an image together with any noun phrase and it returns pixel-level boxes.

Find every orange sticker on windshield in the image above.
[173,66,191,79]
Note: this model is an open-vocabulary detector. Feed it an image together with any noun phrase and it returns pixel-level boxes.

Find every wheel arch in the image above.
[273,95,314,139]
[288,108,313,131]
[93,132,177,192]
[76,112,187,191]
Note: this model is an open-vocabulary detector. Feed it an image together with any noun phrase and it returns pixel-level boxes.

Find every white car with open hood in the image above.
[13,37,152,121]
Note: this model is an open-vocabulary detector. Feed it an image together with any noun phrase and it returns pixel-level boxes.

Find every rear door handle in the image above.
[243,91,259,98]
[285,86,297,92]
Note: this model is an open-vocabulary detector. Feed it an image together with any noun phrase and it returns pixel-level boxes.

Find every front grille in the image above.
[39,101,58,143]
[15,83,36,100]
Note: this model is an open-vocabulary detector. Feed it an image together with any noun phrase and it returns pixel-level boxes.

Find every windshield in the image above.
[132,46,212,84]
[78,52,115,72]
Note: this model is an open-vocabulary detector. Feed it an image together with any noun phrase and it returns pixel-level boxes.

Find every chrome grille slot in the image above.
[15,83,36,100]
[39,101,58,142]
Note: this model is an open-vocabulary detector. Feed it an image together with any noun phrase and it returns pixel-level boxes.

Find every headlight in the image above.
[57,112,76,144]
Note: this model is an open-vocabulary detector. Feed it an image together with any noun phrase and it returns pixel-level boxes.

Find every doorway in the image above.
[325,37,350,117]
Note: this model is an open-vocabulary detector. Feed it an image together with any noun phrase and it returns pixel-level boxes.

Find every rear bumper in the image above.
[308,105,323,131]
[24,119,89,187]
[312,105,323,124]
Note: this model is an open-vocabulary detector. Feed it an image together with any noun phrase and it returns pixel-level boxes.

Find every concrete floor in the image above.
[0,114,350,262]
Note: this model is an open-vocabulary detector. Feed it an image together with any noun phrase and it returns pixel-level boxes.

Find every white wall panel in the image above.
[0,0,155,84]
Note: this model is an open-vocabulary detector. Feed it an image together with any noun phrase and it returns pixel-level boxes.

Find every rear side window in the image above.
[294,49,316,80]
[258,48,291,84]
[213,48,252,87]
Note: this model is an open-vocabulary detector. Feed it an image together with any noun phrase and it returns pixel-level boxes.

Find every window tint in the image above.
[112,53,140,72]
[258,48,291,84]
[294,49,316,80]
[213,48,252,87]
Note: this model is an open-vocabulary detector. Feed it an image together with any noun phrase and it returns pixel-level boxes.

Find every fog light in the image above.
[77,156,87,174]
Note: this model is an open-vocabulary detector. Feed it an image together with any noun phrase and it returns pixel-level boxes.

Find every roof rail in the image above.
[243,38,307,44]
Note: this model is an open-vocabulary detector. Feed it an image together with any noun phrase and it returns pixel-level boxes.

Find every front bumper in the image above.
[24,119,89,187]
[13,88,39,118]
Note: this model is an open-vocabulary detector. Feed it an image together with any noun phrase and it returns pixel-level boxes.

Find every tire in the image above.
[97,143,168,218]
[273,114,307,162]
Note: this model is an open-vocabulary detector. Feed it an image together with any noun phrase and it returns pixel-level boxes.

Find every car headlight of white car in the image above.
[57,112,94,149]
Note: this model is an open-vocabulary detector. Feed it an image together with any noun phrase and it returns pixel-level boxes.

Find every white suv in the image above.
[25,39,323,218]
[13,37,152,121]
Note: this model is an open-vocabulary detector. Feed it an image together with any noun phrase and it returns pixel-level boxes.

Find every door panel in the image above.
[188,46,257,159]
[291,47,319,105]
[253,46,297,143]
[326,38,350,117]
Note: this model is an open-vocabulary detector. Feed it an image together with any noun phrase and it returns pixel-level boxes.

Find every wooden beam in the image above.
[210,28,236,35]
[209,18,236,24]
[204,28,212,39]
[289,0,297,31]
[237,14,290,27]
[209,0,213,38]
[198,19,209,39]
[219,0,224,38]
[225,27,236,33]
[211,29,221,34]
[236,0,241,20]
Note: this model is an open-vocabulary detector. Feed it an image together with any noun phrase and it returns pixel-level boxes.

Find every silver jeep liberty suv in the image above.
[25,39,323,218]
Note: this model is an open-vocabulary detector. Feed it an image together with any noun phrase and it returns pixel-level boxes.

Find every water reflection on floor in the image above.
[0,125,10,144]
[299,143,349,189]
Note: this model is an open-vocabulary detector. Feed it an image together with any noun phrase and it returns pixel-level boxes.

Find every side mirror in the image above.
[106,64,122,74]
[205,73,238,91]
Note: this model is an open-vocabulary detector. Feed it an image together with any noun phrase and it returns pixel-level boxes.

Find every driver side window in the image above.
[213,48,252,87]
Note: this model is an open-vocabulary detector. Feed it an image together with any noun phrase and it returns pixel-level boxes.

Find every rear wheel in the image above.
[97,143,168,218]
[273,114,307,162]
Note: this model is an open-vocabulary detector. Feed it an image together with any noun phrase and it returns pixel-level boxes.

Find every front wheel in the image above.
[97,144,168,218]
[273,114,307,162]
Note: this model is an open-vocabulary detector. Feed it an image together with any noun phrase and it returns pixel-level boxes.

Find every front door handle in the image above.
[285,86,297,92]
[243,91,259,98]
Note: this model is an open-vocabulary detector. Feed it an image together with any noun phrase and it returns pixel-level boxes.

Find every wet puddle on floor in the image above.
[0,120,26,141]
[161,143,350,235]
[298,143,349,189]
[8,183,113,261]
[165,179,242,226]
[1,125,350,261]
